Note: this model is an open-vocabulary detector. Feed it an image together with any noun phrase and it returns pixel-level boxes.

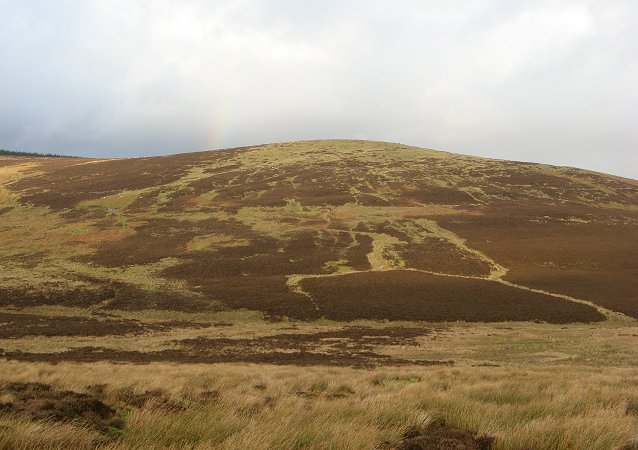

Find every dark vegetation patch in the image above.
[0,251,47,269]
[110,387,185,411]
[398,185,476,205]
[0,312,204,338]
[168,230,351,277]
[287,163,358,206]
[161,229,373,317]
[186,157,394,208]
[0,206,14,215]
[561,169,638,200]
[210,177,294,208]
[347,234,374,270]
[167,190,217,213]
[203,163,242,174]
[89,216,265,269]
[174,326,449,367]
[162,229,371,279]
[354,194,393,206]
[125,189,160,213]
[0,281,215,312]
[0,382,122,432]
[1,327,453,368]
[396,238,492,276]
[300,271,605,323]
[60,206,108,221]
[88,219,197,267]
[626,397,638,416]
[440,215,638,318]
[180,326,434,351]
[486,170,577,189]
[1,347,453,368]
[176,275,318,320]
[0,284,115,308]
[508,269,638,319]
[449,160,637,206]
[99,283,216,312]
[366,221,413,241]
[386,418,494,450]
[358,220,491,276]
[185,163,339,209]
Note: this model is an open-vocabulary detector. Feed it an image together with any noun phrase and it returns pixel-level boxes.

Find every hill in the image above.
[1,139,637,322]
[1,140,638,449]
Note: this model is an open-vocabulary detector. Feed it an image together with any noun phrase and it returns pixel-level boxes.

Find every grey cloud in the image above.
[0,0,636,177]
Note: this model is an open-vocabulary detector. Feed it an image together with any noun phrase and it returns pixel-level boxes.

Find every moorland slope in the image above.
[2,140,638,449]
[1,140,637,323]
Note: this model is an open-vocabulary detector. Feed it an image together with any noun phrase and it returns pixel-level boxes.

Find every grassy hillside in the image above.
[1,140,637,449]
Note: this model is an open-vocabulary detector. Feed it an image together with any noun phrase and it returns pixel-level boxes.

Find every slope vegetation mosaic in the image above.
[1,140,637,324]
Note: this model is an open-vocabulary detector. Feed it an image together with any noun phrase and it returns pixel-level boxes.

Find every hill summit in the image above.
[1,140,636,322]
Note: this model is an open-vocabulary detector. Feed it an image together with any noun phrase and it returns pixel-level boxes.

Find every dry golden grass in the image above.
[1,318,637,449]
[0,361,636,450]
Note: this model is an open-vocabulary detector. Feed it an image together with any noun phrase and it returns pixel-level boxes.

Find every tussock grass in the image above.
[0,416,102,450]
[0,362,636,449]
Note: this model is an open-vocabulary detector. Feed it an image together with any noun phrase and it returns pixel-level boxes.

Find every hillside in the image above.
[1,140,637,323]
[2,140,638,449]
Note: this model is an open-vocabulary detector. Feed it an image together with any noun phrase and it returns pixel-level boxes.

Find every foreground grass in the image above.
[0,362,636,449]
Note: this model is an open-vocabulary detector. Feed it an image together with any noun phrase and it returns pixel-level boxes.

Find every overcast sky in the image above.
[1,0,637,178]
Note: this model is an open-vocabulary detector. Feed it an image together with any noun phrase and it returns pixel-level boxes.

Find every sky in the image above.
[1,0,637,178]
